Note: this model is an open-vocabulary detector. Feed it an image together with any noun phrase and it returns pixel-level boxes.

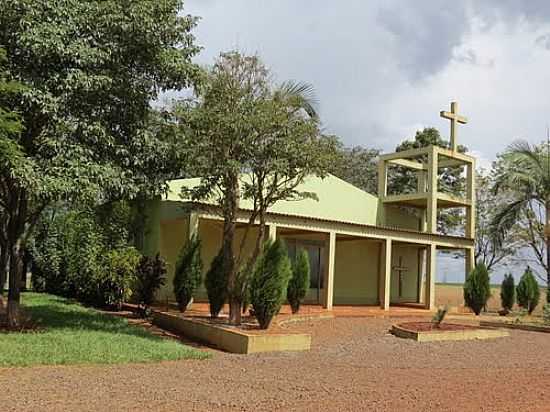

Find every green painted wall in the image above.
[333,239,380,305]
[141,199,162,256]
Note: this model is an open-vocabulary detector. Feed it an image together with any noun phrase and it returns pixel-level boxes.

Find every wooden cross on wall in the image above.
[392,256,409,298]
[440,101,468,152]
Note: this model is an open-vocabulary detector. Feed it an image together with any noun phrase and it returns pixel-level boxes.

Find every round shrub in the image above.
[500,273,515,313]
[463,263,491,316]
[516,267,540,315]
[287,249,310,314]
[173,234,203,312]
[250,239,292,329]
[205,250,227,318]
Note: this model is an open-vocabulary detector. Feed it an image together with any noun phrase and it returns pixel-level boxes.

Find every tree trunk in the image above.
[7,240,23,328]
[0,244,7,308]
[224,173,240,325]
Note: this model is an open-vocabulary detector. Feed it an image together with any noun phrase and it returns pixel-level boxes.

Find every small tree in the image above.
[463,263,491,315]
[287,249,310,314]
[500,273,515,313]
[516,267,540,315]
[173,234,203,312]
[134,254,167,313]
[250,239,292,329]
[205,251,227,318]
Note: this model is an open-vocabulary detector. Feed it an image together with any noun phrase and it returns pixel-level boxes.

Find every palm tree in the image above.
[492,140,550,300]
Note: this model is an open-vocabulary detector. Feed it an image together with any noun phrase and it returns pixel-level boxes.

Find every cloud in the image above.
[181,0,550,163]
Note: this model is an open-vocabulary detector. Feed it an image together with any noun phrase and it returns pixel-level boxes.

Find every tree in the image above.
[492,141,550,301]
[516,267,540,314]
[0,1,201,326]
[173,234,203,312]
[287,249,310,314]
[389,128,468,234]
[500,273,515,313]
[463,263,491,315]
[176,51,336,324]
[331,144,380,194]
[0,47,25,308]
[204,251,227,318]
[249,239,292,329]
[475,171,519,271]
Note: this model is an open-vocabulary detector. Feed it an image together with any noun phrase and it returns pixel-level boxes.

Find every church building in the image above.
[142,102,476,311]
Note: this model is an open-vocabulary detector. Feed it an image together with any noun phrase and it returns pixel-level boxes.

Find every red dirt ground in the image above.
[1,315,550,411]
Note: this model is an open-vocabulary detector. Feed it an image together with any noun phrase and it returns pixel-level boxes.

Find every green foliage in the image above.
[30,205,141,308]
[463,263,491,315]
[543,304,550,325]
[287,249,310,314]
[500,273,515,312]
[173,234,203,312]
[250,239,292,329]
[134,254,167,308]
[0,293,208,367]
[431,305,448,328]
[205,251,227,318]
[491,141,549,293]
[331,145,380,194]
[516,267,540,315]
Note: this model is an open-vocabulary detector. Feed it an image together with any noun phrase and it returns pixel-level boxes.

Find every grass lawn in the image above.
[0,293,209,367]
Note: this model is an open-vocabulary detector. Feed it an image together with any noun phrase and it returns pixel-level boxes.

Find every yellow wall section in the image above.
[390,244,421,303]
[158,218,188,301]
[333,239,380,305]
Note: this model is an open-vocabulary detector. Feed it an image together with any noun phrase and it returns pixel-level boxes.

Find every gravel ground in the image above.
[1,316,549,412]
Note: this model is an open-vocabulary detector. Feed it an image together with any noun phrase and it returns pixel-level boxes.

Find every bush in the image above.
[205,250,226,318]
[432,305,448,328]
[463,263,491,315]
[134,254,167,309]
[500,273,515,313]
[543,304,550,325]
[287,249,310,314]
[173,234,203,312]
[97,247,141,310]
[516,267,540,315]
[250,239,292,329]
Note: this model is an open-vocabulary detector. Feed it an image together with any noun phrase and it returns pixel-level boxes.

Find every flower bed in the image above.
[392,321,509,342]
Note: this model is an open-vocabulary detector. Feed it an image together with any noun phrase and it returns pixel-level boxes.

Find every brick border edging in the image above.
[391,323,509,342]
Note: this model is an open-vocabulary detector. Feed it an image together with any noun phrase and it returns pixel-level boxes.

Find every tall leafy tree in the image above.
[475,170,519,271]
[0,0,201,326]
[492,141,550,299]
[331,145,380,194]
[176,51,336,324]
[388,127,468,234]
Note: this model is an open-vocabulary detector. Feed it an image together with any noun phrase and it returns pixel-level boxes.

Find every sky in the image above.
[183,0,550,169]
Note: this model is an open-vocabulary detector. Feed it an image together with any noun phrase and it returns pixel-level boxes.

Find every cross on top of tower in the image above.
[440,101,467,152]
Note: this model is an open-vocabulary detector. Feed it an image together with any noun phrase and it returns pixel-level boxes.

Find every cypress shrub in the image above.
[500,273,515,313]
[250,239,292,329]
[543,304,550,325]
[287,249,310,314]
[463,263,491,315]
[516,267,540,315]
[173,234,203,312]
[205,250,227,318]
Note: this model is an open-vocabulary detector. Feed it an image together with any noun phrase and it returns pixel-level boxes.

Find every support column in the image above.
[427,147,438,234]
[465,247,475,277]
[465,161,476,238]
[425,243,437,310]
[377,160,388,225]
[379,238,392,310]
[417,247,427,304]
[322,231,336,310]
[268,223,277,241]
